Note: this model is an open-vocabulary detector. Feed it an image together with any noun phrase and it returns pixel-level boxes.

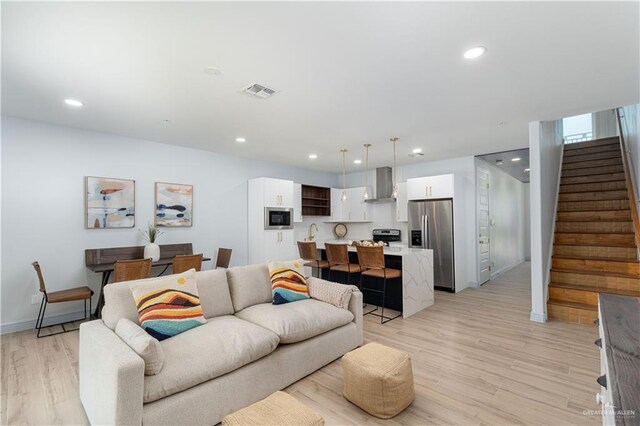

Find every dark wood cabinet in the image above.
[301,185,331,216]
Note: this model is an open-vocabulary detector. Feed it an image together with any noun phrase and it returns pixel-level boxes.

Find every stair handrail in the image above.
[615,107,640,259]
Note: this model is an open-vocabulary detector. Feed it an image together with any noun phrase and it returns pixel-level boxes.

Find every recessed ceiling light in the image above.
[204,67,222,75]
[308,154,318,159]
[512,157,521,162]
[353,159,362,164]
[64,98,83,107]
[495,159,503,165]
[412,148,423,154]
[162,119,171,124]
[235,137,246,143]
[463,46,487,59]
[524,168,530,173]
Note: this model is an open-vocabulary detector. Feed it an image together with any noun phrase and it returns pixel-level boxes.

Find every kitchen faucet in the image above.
[308,223,318,241]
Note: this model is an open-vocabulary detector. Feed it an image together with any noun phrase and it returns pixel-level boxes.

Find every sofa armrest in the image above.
[348,291,364,346]
[79,320,145,426]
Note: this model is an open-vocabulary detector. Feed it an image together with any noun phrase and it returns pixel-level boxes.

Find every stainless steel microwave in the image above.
[264,207,293,230]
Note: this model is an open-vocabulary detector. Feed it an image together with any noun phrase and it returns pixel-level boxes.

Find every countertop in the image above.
[315,240,430,257]
[598,294,640,425]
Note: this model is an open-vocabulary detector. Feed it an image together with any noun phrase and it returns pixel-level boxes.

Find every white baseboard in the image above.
[490,258,526,279]
[468,280,480,288]
[1,310,87,335]
[530,311,547,323]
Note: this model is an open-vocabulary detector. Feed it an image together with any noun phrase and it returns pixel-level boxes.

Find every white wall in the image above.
[529,119,563,323]
[620,104,640,191]
[1,117,338,332]
[344,156,477,291]
[476,159,529,277]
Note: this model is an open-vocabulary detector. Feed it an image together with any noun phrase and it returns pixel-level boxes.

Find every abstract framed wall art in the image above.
[85,176,135,228]
[155,182,193,227]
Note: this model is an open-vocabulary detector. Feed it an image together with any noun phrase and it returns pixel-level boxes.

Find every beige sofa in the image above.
[79,264,363,425]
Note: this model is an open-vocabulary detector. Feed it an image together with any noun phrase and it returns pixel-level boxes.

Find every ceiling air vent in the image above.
[240,82,278,99]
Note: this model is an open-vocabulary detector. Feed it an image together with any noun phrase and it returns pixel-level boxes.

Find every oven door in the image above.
[264,207,293,230]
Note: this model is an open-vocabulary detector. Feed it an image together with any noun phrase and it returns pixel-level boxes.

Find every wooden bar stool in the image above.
[356,245,402,324]
[173,253,203,273]
[297,241,329,278]
[325,243,361,285]
[114,258,153,283]
[216,248,232,269]
[32,261,94,338]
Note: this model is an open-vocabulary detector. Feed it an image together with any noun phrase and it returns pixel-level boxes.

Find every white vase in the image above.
[144,243,160,261]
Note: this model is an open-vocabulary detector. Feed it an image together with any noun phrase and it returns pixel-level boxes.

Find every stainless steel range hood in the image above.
[365,167,395,203]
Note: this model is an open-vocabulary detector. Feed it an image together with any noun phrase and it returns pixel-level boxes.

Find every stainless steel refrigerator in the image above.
[408,199,455,291]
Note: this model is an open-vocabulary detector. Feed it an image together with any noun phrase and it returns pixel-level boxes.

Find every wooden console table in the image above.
[86,243,211,317]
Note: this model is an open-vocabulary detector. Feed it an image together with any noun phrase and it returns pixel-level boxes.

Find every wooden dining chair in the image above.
[297,241,329,278]
[215,248,232,269]
[32,261,94,338]
[356,245,402,324]
[113,258,153,282]
[173,253,203,274]
[325,243,361,285]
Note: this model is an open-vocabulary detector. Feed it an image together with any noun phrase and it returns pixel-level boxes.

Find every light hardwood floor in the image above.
[1,262,602,425]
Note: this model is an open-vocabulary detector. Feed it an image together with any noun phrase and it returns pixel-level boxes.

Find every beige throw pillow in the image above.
[115,318,165,375]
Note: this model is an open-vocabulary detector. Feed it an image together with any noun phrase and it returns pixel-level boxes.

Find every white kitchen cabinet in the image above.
[263,230,295,261]
[330,188,344,221]
[407,174,454,200]
[347,187,372,222]
[293,183,303,222]
[395,182,408,222]
[248,177,297,264]
[328,187,372,222]
[262,178,294,207]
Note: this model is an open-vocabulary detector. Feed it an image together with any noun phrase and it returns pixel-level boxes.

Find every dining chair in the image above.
[356,245,402,324]
[173,253,203,274]
[297,241,329,278]
[215,248,232,269]
[32,261,94,338]
[114,258,153,282]
[325,243,361,285]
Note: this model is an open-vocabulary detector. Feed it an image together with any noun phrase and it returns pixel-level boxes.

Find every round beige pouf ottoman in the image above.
[342,342,415,419]
[222,391,324,426]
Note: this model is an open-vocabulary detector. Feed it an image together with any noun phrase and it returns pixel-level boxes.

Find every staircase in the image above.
[548,136,640,324]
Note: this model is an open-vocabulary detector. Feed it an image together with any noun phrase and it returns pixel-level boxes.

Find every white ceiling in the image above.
[3,2,639,173]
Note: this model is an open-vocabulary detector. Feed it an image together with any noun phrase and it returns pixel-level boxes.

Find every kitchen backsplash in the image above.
[294,202,408,243]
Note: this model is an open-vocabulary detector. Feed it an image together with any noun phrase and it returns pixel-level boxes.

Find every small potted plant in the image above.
[140,223,164,261]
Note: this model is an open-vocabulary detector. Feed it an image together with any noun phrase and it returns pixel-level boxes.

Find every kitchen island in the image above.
[315,241,434,319]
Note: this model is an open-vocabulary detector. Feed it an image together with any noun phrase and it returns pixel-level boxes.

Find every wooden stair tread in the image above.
[559,186,627,194]
[556,210,632,222]
[563,137,620,150]
[552,255,640,263]
[563,152,621,162]
[554,231,634,235]
[549,282,640,297]
[561,168,625,178]
[551,268,640,279]
[547,299,598,311]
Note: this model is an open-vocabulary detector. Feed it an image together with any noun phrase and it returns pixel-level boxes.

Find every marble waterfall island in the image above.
[316,243,434,319]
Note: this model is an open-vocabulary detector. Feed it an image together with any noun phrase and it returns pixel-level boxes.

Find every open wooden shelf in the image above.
[301,185,331,216]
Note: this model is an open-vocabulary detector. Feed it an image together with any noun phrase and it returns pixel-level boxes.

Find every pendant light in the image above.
[390,137,399,199]
[363,144,372,200]
[340,148,348,201]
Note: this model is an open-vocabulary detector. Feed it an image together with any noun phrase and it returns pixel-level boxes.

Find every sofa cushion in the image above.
[130,270,207,341]
[235,299,354,344]
[143,315,279,403]
[226,264,272,312]
[102,269,234,330]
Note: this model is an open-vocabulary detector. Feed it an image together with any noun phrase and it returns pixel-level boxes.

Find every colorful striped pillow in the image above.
[268,261,310,305]
[129,270,206,341]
